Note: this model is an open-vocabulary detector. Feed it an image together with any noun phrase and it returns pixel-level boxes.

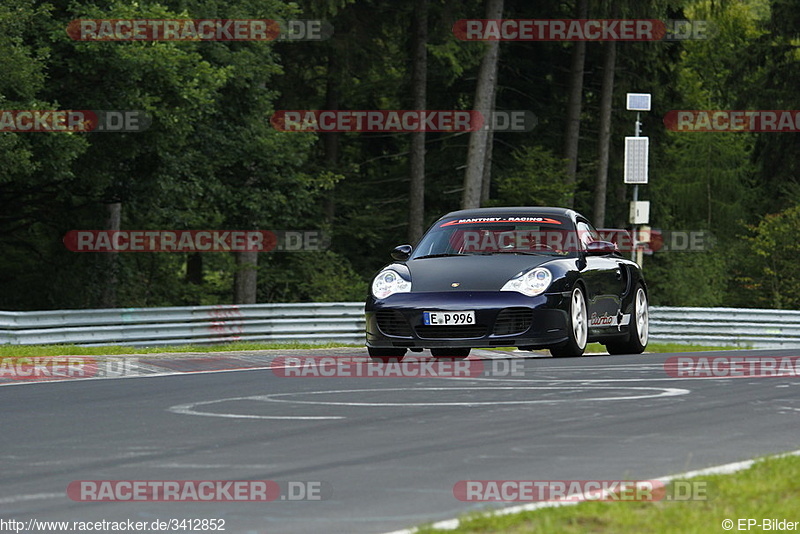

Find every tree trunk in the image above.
[323,53,341,224]
[186,253,203,285]
[615,181,627,228]
[99,201,121,308]
[461,0,503,209]
[480,53,499,205]
[563,0,588,208]
[233,250,258,304]
[593,39,616,228]
[408,0,428,243]
[480,129,495,204]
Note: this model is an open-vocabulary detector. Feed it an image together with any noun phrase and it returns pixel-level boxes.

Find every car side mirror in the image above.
[391,244,413,261]
[585,240,617,256]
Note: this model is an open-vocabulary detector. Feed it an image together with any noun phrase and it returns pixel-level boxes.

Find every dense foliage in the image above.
[1,0,798,310]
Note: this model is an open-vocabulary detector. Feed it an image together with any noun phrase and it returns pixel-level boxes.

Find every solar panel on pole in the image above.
[624,136,649,184]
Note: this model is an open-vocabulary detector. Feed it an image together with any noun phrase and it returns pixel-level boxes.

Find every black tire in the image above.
[430,348,471,359]
[367,347,406,362]
[550,286,588,358]
[605,285,649,355]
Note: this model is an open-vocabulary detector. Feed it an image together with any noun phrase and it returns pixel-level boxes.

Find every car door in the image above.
[576,220,627,328]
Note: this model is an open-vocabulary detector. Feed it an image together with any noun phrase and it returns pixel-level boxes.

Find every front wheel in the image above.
[605,285,649,355]
[367,347,406,362]
[550,286,588,358]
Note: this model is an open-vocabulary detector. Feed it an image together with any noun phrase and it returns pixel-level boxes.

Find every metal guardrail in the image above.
[1,304,799,349]
[648,306,800,349]
[0,303,366,347]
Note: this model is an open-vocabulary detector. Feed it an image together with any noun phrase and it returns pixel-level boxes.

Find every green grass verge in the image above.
[0,341,740,358]
[414,453,800,534]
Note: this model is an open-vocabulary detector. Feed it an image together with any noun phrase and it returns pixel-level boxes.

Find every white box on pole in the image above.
[629,201,650,224]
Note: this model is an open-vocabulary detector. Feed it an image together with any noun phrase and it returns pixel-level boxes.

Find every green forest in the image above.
[1,0,799,311]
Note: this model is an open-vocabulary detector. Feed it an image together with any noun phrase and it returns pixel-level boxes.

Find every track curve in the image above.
[1,348,798,533]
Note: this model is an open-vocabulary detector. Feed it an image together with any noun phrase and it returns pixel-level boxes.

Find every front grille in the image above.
[376,311,413,337]
[493,307,533,336]
[415,325,488,339]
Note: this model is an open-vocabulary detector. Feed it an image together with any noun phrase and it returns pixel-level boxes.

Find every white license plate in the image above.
[423,311,475,326]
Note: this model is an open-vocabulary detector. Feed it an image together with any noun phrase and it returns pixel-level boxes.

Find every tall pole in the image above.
[625,93,651,267]
[631,112,640,263]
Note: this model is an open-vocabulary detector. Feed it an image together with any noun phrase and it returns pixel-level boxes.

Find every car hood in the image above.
[406,254,554,292]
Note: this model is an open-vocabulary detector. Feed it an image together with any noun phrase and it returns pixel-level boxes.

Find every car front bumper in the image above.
[365,291,571,349]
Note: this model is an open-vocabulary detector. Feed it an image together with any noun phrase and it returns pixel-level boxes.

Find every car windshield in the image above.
[411,215,578,258]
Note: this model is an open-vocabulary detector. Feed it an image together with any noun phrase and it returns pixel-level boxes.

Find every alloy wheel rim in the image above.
[636,288,649,345]
[572,289,587,348]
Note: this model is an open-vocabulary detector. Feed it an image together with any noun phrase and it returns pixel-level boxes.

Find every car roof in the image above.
[437,206,582,223]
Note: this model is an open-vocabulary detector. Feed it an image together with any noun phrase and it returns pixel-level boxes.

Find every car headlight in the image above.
[501,267,552,297]
[372,269,412,299]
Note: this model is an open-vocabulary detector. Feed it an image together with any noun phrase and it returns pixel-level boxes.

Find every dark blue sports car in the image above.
[365,207,648,360]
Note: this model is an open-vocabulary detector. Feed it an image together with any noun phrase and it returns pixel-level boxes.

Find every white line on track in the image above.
[0,493,64,505]
[1,354,786,387]
[166,385,688,420]
[440,375,744,383]
[257,386,689,407]
[0,360,349,388]
[167,396,344,420]
[0,365,281,387]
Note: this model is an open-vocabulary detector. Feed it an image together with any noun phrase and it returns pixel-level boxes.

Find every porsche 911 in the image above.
[365,207,648,360]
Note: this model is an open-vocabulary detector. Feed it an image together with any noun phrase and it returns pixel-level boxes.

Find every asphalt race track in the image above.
[1,348,799,533]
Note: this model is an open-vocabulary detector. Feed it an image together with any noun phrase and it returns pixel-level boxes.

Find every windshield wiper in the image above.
[413,253,469,259]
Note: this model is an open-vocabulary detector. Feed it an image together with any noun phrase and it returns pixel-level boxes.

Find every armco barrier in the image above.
[0,303,366,347]
[647,306,800,349]
[0,304,799,349]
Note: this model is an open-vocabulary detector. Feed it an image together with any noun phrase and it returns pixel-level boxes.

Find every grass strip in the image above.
[415,453,800,533]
